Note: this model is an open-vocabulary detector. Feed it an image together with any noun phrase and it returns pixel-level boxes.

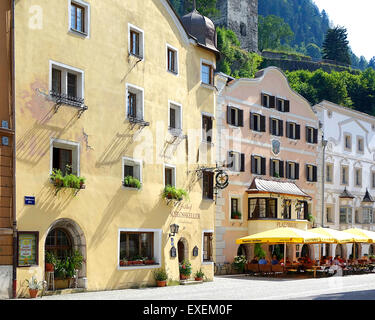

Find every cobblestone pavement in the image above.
[33,274,375,300]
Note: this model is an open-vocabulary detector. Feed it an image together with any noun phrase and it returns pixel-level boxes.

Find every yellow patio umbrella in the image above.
[236,227,334,265]
[308,228,363,244]
[308,227,368,262]
[343,228,375,243]
[236,227,334,245]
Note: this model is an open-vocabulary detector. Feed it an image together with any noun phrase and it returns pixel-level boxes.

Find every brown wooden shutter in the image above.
[295,163,300,180]
[296,124,301,140]
[284,100,290,112]
[251,155,256,173]
[269,96,276,108]
[240,154,245,172]
[238,109,244,127]
[279,161,284,178]
[250,113,254,130]
[313,128,318,144]
[261,157,266,175]
[313,165,318,182]
[270,159,274,177]
[260,115,266,132]
[227,106,232,125]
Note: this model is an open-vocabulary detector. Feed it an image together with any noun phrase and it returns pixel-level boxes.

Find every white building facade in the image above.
[315,100,375,258]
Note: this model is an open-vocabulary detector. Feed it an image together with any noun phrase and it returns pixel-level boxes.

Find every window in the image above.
[372,171,375,188]
[227,106,244,127]
[286,161,299,180]
[270,118,283,136]
[341,165,349,185]
[164,165,176,187]
[363,208,373,224]
[326,207,334,223]
[344,134,352,151]
[128,24,144,59]
[296,201,308,220]
[50,61,84,105]
[276,98,290,112]
[355,168,362,187]
[251,155,266,175]
[340,207,352,224]
[326,163,333,183]
[306,164,318,182]
[202,115,213,143]
[169,102,182,133]
[167,45,178,74]
[357,137,364,153]
[45,228,72,260]
[126,84,144,121]
[201,63,214,85]
[119,231,153,261]
[69,0,90,36]
[306,126,318,144]
[202,171,214,200]
[286,122,301,140]
[248,198,277,219]
[270,159,284,178]
[227,151,245,172]
[51,139,79,176]
[261,93,275,108]
[250,113,266,132]
[282,200,292,219]
[231,198,241,220]
[122,157,142,187]
[203,232,213,262]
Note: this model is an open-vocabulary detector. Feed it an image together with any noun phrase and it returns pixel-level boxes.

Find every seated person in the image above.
[258,257,268,265]
[271,255,279,265]
[250,257,258,264]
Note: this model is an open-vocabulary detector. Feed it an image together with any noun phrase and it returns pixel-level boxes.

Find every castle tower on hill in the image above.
[214,0,258,53]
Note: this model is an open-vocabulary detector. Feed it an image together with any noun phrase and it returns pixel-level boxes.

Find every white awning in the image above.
[247,177,311,198]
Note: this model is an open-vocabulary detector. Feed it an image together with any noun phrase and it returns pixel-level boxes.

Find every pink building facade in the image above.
[215,67,321,265]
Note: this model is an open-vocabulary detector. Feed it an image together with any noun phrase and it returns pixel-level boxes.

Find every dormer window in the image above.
[261,93,275,108]
[276,98,290,112]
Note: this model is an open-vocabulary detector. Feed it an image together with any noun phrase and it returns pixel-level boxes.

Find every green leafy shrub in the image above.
[153,268,168,281]
[162,185,188,201]
[179,260,192,276]
[123,176,142,189]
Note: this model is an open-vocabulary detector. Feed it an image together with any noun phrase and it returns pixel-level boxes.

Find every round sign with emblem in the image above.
[272,139,281,156]
[215,170,229,189]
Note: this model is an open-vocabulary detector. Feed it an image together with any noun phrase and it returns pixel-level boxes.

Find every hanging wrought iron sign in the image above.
[170,246,177,258]
[195,163,229,190]
[193,246,199,257]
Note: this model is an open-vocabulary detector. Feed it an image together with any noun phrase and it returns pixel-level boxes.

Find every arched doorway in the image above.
[177,238,188,264]
[45,219,87,289]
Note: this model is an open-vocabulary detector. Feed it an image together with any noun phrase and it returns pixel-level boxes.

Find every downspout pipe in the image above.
[11,0,17,299]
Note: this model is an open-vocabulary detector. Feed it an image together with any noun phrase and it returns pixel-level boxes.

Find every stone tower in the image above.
[214,0,258,53]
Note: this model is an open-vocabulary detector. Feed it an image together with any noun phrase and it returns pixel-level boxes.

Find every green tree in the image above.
[172,0,219,17]
[216,27,262,78]
[258,15,294,51]
[322,26,351,65]
[369,57,375,70]
[306,43,321,59]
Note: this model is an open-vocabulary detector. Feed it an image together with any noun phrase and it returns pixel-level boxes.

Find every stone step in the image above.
[179,280,203,285]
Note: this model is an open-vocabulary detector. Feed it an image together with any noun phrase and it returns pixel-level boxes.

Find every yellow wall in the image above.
[14,0,216,296]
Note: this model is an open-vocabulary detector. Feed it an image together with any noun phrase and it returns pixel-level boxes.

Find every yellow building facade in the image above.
[9,0,219,297]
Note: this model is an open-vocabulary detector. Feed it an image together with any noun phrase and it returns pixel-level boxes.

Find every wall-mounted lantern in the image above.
[169,224,179,238]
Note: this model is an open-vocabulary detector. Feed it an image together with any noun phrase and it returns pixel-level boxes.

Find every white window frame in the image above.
[344,133,352,151]
[201,230,214,265]
[68,0,91,38]
[229,195,243,222]
[168,101,183,131]
[200,58,215,88]
[326,163,334,183]
[341,165,349,185]
[49,60,85,99]
[201,112,214,144]
[128,23,145,60]
[126,83,144,121]
[166,43,179,76]
[122,157,143,188]
[50,138,80,176]
[118,228,162,270]
[163,164,176,187]
[354,167,362,187]
[340,207,352,224]
[357,136,364,154]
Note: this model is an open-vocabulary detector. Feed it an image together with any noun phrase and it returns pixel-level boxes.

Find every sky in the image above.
[313,0,375,61]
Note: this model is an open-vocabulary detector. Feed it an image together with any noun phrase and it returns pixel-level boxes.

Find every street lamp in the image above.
[169,224,179,238]
[321,138,328,228]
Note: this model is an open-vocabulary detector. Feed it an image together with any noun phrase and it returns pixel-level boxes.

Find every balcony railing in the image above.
[50,91,86,108]
[127,114,150,127]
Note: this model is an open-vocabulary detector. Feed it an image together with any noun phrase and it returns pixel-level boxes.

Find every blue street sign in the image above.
[24,196,35,205]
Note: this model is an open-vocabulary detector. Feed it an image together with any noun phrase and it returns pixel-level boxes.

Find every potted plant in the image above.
[232,211,242,220]
[194,269,205,281]
[25,276,45,298]
[232,255,247,273]
[123,175,142,189]
[144,257,156,265]
[45,251,57,272]
[162,185,189,202]
[153,268,168,287]
[50,169,64,187]
[179,259,192,280]
[54,250,83,289]
[120,258,128,267]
